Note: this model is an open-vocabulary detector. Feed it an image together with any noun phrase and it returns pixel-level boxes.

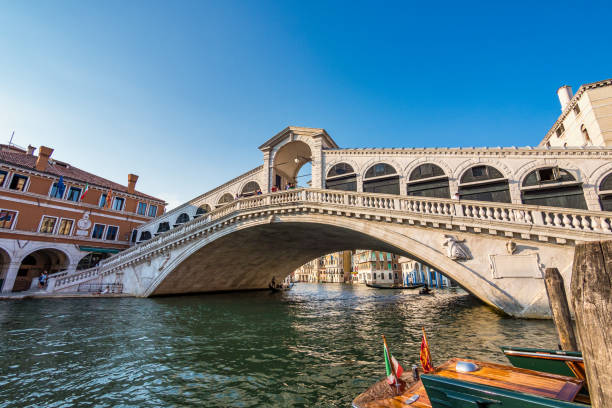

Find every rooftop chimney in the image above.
[26,145,36,155]
[557,85,573,111]
[35,146,54,171]
[128,174,139,194]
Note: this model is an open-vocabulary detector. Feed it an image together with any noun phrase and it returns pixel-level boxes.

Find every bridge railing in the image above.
[47,188,612,291]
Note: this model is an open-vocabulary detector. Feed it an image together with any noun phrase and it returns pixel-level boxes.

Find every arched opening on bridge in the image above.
[155,221,170,235]
[458,165,511,203]
[407,163,450,198]
[194,204,211,218]
[150,221,487,309]
[77,252,111,270]
[271,141,312,191]
[240,181,261,197]
[0,247,11,292]
[174,213,190,227]
[599,173,612,211]
[521,167,587,209]
[326,163,357,191]
[139,231,152,242]
[14,248,69,292]
[363,163,399,194]
[217,193,234,208]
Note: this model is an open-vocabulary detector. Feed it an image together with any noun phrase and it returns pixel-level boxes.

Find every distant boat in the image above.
[365,283,425,290]
[269,282,294,292]
[419,285,433,295]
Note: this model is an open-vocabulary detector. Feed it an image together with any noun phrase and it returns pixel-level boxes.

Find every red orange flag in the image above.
[420,327,434,373]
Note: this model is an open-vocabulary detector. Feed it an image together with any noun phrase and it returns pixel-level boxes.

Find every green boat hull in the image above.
[501,346,583,378]
[421,374,586,407]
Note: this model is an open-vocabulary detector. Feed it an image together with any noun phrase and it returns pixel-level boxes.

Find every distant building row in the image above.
[292,250,455,288]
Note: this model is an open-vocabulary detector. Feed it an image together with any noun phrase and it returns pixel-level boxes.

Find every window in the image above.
[105,226,118,241]
[195,204,210,217]
[9,174,28,191]
[326,163,357,191]
[573,105,581,115]
[521,167,587,210]
[581,125,591,144]
[99,193,107,207]
[0,170,8,187]
[92,224,106,239]
[58,219,74,235]
[131,229,138,243]
[66,186,82,202]
[50,182,64,198]
[137,202,147,215]
[39,216,58,233]
[364,163,399,194]
[373,273,376,280]
[139,231,152,241]
[388,273,392,280]
[0,210,17,229]
[459,165,511,203]
[556,124,565,137]
[112,197,125,211]
[148,205,157,217]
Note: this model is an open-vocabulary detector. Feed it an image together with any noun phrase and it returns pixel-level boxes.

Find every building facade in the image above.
[0,144,165,292]
[353,250,401,285]
[540,79,612,148]
[292,258,322,283]
[397,257,455,288]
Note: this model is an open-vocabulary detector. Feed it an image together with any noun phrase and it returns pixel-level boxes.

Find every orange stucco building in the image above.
[0,143,165,292]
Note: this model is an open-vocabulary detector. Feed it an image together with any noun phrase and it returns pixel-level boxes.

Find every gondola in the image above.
[419,285,433,295]
[269,282,294,292]
[365,283,425,290]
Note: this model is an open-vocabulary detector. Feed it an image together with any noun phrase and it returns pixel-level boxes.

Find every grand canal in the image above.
[0,284,559,407]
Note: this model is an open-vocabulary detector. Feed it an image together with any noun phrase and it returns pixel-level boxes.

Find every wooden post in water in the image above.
[571,240,612,408]
[544,267,578,351]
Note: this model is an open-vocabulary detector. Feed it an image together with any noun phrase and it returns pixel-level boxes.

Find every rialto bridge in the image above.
[46,127,612,318]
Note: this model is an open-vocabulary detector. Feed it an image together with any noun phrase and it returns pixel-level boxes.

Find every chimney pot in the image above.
[557,85,573,111]
[128,173,139,194]
[27,145,36,155]
[35,146,54,171]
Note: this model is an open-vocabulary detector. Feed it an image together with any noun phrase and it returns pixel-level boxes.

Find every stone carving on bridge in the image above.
[506,240,517,255]
[442,235,471,261]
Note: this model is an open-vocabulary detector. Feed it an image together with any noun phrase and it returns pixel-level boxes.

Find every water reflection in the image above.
[0,284,558,407]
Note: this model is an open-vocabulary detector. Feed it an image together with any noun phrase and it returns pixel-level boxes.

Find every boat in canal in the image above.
[352,358,589,407]
[501,346,585,380]
[269,282,294,292]
[365,283,425,290]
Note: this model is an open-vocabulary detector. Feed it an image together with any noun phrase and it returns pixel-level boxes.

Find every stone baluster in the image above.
[524,211,533,224]
[553,213,563,227]
[580,216,590,231]
[544,212,552,226]
[478,206,486,219]
[601,218,612,233]
[464,205,472,217]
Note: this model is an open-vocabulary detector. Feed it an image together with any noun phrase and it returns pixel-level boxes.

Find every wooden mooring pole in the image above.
[544,267,578,351]
[571,240,612,408]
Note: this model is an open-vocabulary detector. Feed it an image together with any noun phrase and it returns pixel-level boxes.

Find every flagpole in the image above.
[382,334,401,395]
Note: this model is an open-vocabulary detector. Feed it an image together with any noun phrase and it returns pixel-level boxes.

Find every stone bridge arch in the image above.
[122,214,572,317]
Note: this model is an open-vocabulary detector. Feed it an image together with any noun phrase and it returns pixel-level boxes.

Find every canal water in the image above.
[0,284,559,407]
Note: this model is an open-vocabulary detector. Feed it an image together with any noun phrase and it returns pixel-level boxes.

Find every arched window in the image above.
[458,165,511,203]
[217,193,233,207]
[326,163,356,191]
[363,163,399,195]
[581,125,591,145]
[521,167,587,209]
[240,181,261,197]
[155,222,170,235]
[598,173,612,211]
[407,164,450,198]
[139,231,151,241]
[174,213,189,226]
[194,204,211,217]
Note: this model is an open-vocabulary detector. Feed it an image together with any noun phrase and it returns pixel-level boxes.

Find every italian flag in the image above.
[80,184,90,201]
[383,335,404,385]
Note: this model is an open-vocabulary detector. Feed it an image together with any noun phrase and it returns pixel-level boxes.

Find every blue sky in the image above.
[1,1,610,208]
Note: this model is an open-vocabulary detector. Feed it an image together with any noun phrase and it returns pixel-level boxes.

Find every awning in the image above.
[78,246,121,254]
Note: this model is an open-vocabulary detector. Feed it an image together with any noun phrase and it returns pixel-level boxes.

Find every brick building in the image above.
[0,144,165,292]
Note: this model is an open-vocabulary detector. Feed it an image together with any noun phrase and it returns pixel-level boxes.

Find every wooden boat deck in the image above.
[354,358,585,407]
